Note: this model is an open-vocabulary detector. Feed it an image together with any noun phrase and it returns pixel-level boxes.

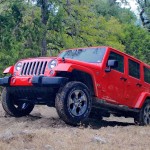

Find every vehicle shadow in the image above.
[1,111,135,129]
[83,118,135,129]
[25,114,135,129]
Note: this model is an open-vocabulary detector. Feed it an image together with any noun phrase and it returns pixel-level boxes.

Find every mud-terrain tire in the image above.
[134,99,150,126]
[55,81,92,126]
[1,88,34,117]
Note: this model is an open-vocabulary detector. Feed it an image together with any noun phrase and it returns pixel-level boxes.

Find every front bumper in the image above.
[0,76,68,106]
[32,76,68,87]
[0,76,68,87]
[0,76,11,86]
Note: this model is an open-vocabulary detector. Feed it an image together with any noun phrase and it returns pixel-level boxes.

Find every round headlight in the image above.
[15,62,22,71]
[48,60,57,69]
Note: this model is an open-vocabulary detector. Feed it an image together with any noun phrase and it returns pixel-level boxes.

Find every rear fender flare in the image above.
[134,92,150,108]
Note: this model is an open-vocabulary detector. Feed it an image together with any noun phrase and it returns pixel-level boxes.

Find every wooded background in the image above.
[0,0,150,76]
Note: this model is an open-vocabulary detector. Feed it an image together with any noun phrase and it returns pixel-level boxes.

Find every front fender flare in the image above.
[54,63,73,72]
[54,63,98,96]
[3,66,14,75]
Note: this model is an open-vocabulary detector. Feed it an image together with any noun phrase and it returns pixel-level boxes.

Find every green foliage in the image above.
[93,0,136,24]
[46,1,126,53]
[123,24,150,64]
[0,0,41,75]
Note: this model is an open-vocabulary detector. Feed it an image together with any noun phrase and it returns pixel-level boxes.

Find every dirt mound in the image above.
[0,105,149,150]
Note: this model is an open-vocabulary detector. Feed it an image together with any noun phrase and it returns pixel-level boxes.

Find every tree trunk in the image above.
[41,30,47,56]
[41,0,48,56]
[136,0,150,32]
[66,0,71,15]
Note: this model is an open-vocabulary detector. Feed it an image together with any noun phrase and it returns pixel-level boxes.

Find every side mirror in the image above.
[105,60,118,72]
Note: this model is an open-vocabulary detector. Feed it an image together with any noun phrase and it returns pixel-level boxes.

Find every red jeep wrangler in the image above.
[0,46,150,125]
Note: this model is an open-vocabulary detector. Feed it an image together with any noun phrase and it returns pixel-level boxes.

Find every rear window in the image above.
[128,59,140,79]
[144,67,150,84]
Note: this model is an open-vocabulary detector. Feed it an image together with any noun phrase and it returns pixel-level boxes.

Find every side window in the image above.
[108,51,124,73]
[128,59,140,79]
[144,67,150,84]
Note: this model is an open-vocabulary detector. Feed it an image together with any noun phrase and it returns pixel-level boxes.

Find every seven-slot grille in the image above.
[21,61,47,76]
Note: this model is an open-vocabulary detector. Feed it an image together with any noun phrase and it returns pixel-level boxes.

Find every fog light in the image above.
[13,72,16,76]
[50,70,54,75]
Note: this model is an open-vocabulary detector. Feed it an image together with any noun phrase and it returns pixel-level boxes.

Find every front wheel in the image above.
[55,81,92,126]
[1,88,34,117]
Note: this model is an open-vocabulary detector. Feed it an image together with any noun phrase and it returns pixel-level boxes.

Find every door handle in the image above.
[136,83,142,87]
[120,77,127,81]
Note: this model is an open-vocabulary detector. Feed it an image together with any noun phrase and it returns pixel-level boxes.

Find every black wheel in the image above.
[55,81,92,126]
[1,88,34,117]
[135,100,150,126]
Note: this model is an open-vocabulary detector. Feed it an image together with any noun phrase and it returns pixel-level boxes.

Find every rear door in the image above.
[143,66,150,90]
[124,59,144,107]
[142,66,150,100]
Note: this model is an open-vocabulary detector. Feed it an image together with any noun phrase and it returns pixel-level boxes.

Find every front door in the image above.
[100,51,126,104]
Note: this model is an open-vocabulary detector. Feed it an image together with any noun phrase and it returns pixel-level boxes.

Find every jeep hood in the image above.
[55,57,102,72]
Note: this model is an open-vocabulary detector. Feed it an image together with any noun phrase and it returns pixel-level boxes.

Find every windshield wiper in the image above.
[62,57,65,63]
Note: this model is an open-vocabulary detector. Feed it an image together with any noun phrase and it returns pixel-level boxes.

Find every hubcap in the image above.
[68,89,88,116]
[143,104,150,125]
[14,102,29,110]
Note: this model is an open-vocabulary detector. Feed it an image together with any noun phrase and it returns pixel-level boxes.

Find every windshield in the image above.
[59,47,106,63]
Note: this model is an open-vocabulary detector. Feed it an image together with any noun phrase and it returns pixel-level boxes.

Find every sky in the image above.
[117,0,139,17]
[128,0,139,15]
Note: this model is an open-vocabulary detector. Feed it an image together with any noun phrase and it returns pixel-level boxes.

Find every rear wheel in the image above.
[55,81,92,125]
[1,88,34,117]
[135,100,150,125]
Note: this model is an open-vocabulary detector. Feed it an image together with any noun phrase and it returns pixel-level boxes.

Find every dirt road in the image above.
[0,104,149,150]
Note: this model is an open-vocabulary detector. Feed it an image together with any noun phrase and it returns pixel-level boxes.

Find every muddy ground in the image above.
[0,103,149,150]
